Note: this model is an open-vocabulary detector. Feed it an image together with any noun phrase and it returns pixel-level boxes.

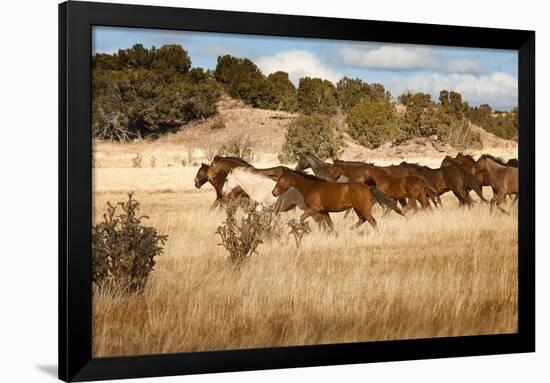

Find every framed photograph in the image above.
[59,1,535,381]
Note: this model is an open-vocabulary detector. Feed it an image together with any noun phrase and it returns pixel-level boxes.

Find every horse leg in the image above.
[350,208,366,230]
[210,197,222,210]
[311,214,327,230]
[495,192,510,215]
[418,189,431,210]
[343,207,353,219]
[300,209,317,224]
[352,206,377,230]
[321,213,335,232]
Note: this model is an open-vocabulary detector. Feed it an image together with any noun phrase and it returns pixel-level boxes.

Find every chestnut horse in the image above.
[400,162,487,206]
[272,169,403,231]
[197,156,250,208]
[473,155,518,213]
[364,165,438,210]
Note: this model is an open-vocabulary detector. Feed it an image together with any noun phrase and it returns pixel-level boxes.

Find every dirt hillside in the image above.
[93,96,517,168]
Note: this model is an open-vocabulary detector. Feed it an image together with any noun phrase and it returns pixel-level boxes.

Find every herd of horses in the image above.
[193,152,518,231]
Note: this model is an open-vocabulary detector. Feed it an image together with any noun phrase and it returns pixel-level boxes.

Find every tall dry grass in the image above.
[92,165,517,357]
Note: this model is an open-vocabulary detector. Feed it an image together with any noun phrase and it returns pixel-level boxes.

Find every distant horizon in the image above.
[93,26,518,111]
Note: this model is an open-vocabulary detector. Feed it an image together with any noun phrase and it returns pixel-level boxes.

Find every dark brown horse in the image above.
[474,155,518,213]
[400,162,487,206]
[194,163,247,208]
[364,165,438,210]
[442,153,478,176]
[272,169,403,230]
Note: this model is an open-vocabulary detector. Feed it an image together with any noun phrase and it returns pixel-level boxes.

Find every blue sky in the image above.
[93,26,518,110]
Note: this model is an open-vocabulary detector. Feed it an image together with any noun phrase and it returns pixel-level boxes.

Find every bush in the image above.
[92,193,168,293]
[218,135,255,162]
[216,199,282,265]
[214,55,266,105]
[265,71,298,112]
[93,44,191,73]
[467,104,517,140]
[210,116,226,130]
[399,91,439,138]
[337,77,391,112]
[438,120,483,150]
[92,66,220,141]
[278,114,343,162]
[347,101,401,148]
[297,77,338,115]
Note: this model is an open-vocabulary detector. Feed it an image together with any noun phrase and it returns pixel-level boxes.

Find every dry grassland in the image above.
[92,154,518,357]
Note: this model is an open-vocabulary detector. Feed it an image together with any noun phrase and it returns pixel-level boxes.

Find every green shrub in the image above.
[278,114,343,162]
[297,77,338,115]
[214,55,266,105]
[337,77,391,112]
[399,91,439,138]
[92,193,168,294]
[467,104,517,140]
[265,71,298,112]
[347,101,401,148]
[92,66,219,141]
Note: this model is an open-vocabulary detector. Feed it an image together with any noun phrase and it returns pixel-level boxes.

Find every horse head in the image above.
[295,154,311,171]
[194,163,210,188]
[272,169,293,197]
[206,156,222,180]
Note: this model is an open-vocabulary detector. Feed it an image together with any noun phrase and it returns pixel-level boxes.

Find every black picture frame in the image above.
[59,1,535,381]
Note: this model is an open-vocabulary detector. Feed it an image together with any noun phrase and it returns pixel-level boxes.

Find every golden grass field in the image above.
[92,144,518,357]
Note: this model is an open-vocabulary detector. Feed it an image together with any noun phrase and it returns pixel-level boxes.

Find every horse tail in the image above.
[368,186,404,216]
[462,169,488,203]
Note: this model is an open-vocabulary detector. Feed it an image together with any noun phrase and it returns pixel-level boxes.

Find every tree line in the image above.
[92,44,517,157]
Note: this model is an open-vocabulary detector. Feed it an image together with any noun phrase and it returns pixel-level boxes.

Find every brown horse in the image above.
[400,162,487,206]
[474,155,518,213]
[364,165,437,210]
[272,169,403,230]
[194,163,247,208]
[206,155,252,180]
[442,153,478,176]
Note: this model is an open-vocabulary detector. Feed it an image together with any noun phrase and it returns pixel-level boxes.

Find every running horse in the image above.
[272,169,403,231]
[363,164,438,211]
[473,154,518,213]
[295,153,343,181]
[194,156,249,208]
[400,162,487,206]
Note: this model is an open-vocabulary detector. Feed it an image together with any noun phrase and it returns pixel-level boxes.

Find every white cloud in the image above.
[386,71,517,108]
[256,50,343,85]
[338,46,483,74]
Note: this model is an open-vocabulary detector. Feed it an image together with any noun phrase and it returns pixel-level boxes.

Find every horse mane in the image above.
[457,153,476,161]
[403,162,434,170]
[218,156,252,166]
[482,154,508,166]
[287,169,328,182]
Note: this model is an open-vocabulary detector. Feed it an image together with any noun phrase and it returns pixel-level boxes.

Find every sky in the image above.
[92,26,518,110]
